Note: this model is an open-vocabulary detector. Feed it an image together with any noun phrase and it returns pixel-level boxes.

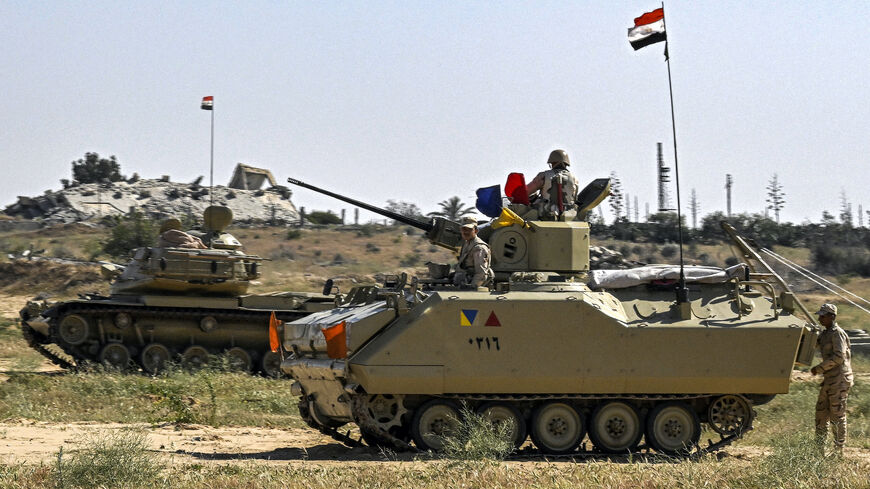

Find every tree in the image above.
[765,174,785,224]
[306,210,342,225]
[608,172,624,224]
[839,190,853,227]
[428,196,475,221]
[71,152,125,184]
[102,211,157,258]
[384,200,424,225]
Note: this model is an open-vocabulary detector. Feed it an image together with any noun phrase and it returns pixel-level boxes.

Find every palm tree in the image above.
[428,196,475,221]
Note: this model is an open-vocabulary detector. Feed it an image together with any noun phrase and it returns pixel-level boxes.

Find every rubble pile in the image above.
[589,246,645,270]
[4,177,299,225]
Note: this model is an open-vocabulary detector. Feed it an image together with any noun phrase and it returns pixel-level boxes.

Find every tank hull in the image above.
[22,291,334,376]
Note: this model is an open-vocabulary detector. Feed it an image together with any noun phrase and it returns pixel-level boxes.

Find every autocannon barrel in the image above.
[287,177,463,251]
[287,177,434,232]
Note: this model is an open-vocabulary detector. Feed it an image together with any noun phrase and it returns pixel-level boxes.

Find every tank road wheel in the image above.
[530,402,584,454]
[645,402,701,456]
[411,400,461,451]
[589,401,643,453]
[98,343,131,370]
[181,346,210,371]
[225,347,253,372]
[58,314,89,345]
[478,402,528,449]
[140,343,171,374]
[261,351,283,377]
[707,395,752,436]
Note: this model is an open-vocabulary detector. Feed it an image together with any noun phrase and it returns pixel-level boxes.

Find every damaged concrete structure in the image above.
[4,167,299,225]
[227,163,277,190]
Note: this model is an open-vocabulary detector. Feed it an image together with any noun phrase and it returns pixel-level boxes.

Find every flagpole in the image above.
[661,3,689,304]
[209,104,214,206]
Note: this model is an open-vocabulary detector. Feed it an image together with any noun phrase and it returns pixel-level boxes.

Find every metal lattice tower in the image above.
[657,142,673,212]
[725,174,733,217]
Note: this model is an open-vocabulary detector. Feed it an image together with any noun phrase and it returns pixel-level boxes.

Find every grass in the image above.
[53,429,161,488]
[0,367,308,428]
[441,405,515,460]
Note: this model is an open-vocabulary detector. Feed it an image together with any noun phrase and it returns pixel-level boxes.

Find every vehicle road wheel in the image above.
[589,401,643,453]
[140,343,171,374]
[225,347,252,372]
[707,395,752,436]
[181,346,210,371]
[98,343,131,370]
[58,314,89,345]
[530,402,584,454]
[261,351,283,377]
[411,399,461,451]
[478,402,527,449]
[646,402,701,456]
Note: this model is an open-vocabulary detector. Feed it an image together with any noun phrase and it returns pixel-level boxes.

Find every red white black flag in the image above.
[201,96,214,110]
[628,8,666,51]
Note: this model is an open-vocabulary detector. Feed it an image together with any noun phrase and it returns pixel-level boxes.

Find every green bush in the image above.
[286,229,302,240]
[441,406,515,460]
[306,210,342,225]
[53,429,160,488]
[101,211,157,258]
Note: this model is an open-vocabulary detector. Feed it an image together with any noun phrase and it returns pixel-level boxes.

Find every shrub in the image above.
[53,429,160,488]
[102,211,157,258]
[660,244,678,258]
[306,210,342,225]
[399,253,421,267]
[286,229,302,240]
[441,406,515,460]
[365,243,381,253]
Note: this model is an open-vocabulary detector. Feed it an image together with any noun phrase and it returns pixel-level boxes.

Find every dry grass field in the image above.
[0,223,868,488]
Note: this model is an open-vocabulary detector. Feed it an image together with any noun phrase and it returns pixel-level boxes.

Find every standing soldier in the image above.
[454,217,493,289]
[810,303,853,455]
[525,149,580,219]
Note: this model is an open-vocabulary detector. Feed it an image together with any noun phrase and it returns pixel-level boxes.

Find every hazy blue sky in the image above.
[2,1,867,225]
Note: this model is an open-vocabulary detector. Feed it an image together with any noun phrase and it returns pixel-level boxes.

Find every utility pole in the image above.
[625,193,631,222]
[725,174,733,217]
[634,196,639,222]
[689,188,700,229]
[657,142,673,212]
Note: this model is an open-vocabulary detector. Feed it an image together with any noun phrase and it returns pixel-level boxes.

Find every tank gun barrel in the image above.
[287,177,434,232]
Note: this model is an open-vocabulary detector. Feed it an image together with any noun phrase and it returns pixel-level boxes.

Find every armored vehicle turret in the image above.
[21,205,334,376]
[279,176,819,456]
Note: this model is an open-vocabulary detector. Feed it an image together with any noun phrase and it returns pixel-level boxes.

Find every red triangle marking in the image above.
[485,311,501,327]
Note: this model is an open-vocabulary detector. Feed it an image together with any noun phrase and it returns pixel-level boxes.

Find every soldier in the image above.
[454,217,493,289]
[158,218,207,249]
[525,149,580,218]
[810,303,853,455]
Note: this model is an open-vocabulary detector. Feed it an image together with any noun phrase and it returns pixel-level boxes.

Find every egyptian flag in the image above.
[628,8,666,50]
[201,96,214,110]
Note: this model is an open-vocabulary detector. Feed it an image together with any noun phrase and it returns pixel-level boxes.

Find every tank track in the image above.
[303,393,754,458]
[32,301,309,374]
[21,322,77,370]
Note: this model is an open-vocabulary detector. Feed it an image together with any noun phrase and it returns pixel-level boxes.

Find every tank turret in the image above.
[280,175,819,457]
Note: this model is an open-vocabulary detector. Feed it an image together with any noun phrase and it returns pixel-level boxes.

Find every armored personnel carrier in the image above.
[20,206,334,376]
[278,177,819,456]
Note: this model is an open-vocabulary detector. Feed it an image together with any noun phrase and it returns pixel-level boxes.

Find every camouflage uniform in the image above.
[527,168,579,215]
[812,307,853,451]
[455,236,493,288]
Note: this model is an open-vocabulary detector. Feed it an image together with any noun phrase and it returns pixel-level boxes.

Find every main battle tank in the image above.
[279,177,820,456]
[20,205,334,376]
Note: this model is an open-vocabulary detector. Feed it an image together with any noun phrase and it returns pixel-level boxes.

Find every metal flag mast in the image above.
[201,95,215,206]
[660,3,689,304]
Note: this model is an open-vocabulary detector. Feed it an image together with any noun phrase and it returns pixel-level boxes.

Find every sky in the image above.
[2,1,868,226]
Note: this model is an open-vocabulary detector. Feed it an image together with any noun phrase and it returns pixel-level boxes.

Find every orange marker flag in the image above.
[268,311,282,352]
[322,320,347,359]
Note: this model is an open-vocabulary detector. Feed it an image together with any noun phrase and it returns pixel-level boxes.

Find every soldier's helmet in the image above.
[547,149,571,167]
[159,218,183,234]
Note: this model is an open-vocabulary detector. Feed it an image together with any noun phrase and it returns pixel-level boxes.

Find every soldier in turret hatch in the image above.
[811,303,853,456]
[525,149,579,218]
[158,218,207,249]
[453,217,493,289]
